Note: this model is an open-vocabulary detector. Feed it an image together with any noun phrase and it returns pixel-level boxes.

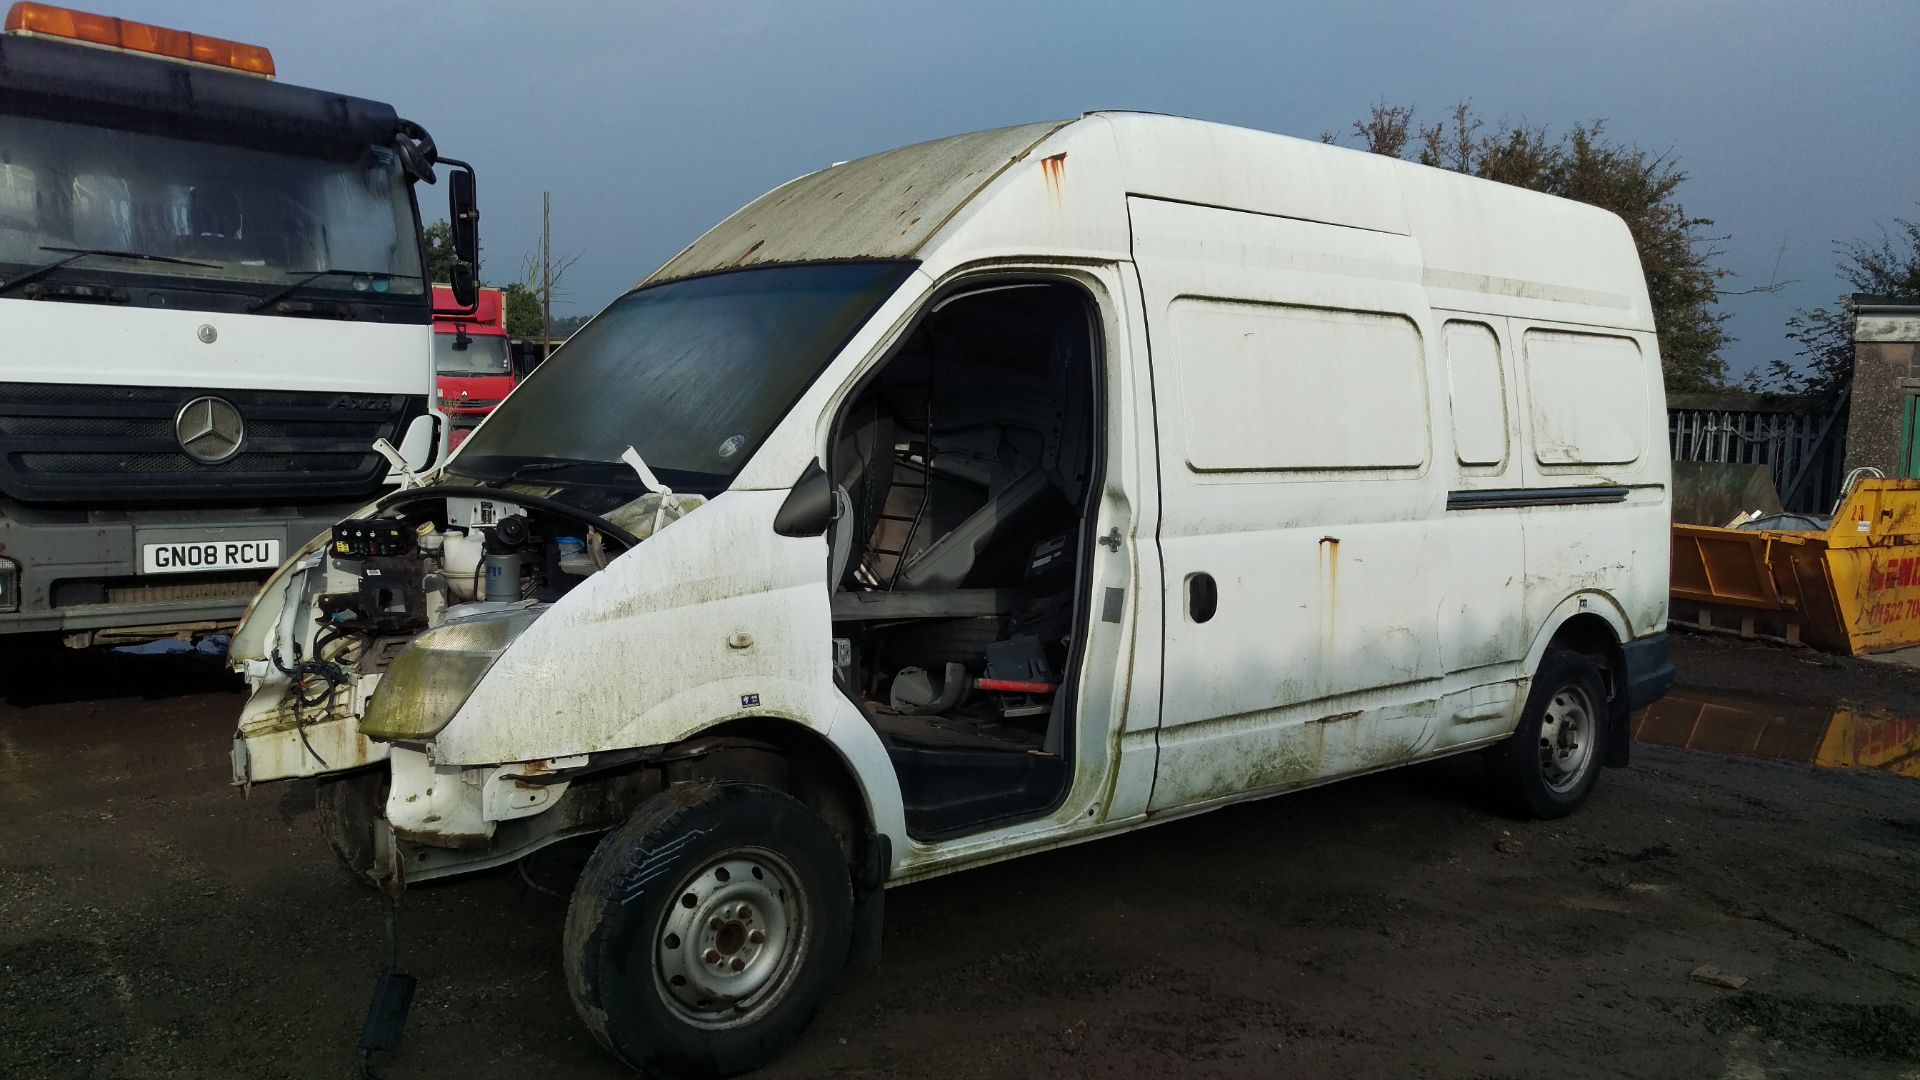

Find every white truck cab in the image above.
[0,3,477,646]
[231,114,1674,1078]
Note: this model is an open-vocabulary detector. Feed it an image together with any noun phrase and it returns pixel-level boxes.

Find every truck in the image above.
[231,114,1674,1077]
[433,284,513,450]
[0,1,479,646]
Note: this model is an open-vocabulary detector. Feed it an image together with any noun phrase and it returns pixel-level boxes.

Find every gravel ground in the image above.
[2,633,1917,1079]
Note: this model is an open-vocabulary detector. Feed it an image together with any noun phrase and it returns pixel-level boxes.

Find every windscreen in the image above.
[454,261,914,492]
[0,112,422,295]
[435,333,511,375]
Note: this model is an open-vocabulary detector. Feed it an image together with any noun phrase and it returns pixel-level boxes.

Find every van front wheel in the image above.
[1489,649,1607,819]
[563,781,852,1079]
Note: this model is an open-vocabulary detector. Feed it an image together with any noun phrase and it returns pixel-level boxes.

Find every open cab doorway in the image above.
[828,278,1103,839]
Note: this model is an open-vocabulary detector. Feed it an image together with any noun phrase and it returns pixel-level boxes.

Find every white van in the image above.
[230,113,1675,1077]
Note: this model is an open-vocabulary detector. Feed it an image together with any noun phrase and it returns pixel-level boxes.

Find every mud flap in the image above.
[1611,633,1675,768]
[847,832,890,971]
[359,965,416,1056]
[358,893,415,1076]
[1604,691,1632,769]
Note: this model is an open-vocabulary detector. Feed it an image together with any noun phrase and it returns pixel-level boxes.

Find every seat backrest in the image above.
[832,403,894,587]
[891,463,1052,591]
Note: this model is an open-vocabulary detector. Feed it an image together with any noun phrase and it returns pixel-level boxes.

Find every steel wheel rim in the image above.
[654,846,809,1029]
[1538,684,1597,792]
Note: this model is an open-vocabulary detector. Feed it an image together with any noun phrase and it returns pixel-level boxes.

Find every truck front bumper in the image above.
[0,502,358,640]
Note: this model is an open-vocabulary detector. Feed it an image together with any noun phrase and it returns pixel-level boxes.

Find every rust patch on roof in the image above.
[730,239,766,267]
[1040,152,1067,203]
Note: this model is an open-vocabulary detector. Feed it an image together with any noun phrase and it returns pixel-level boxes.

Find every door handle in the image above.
[1187,572,1217,623]
[1097,526,1122,552]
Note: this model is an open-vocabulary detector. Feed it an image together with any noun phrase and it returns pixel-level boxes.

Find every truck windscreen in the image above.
[435,334,511,375]
[0,112,422,300]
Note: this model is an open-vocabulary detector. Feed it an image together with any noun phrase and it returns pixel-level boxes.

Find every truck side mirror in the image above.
[449,262,478,311]
[446,164,480,308]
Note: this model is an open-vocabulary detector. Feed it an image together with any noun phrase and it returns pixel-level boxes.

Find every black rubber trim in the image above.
[374,484,640,549]
[772,459,833,537]
[1620,632,1676,713]
[1608,631,1675,769]
[1447,485,1629,510]
[848,831,889,970]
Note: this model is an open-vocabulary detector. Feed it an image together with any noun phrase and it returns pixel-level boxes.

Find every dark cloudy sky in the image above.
[154,0,1916,378]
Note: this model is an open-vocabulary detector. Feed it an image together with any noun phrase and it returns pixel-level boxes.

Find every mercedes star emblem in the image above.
[174,396,246,464]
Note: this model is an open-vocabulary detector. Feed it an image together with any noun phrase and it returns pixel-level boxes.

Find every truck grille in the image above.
[52,571,267,609]
[0,383,427,504]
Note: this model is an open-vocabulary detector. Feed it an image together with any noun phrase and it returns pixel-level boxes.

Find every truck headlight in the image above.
[0,557,17,612]
[360,608,540,739]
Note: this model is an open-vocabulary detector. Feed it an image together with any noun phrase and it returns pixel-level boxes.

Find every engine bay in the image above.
[230,478,698,776]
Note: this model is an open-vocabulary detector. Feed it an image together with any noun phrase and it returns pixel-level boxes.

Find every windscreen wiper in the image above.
[476,457,715,496]
[0,246,220,297]
[247,268,422,313]
[505,459,638,482]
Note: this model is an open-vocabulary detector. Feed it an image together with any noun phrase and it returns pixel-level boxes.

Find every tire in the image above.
[314,768,388,887]
[564,781,853,1079]
[1488,649,1608,819]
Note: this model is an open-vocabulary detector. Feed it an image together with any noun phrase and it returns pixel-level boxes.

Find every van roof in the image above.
[644,112,1649,330]
[646,119,1069,285]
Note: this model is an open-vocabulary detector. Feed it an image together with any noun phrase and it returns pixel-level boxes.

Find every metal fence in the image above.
[1667,391,1850,513]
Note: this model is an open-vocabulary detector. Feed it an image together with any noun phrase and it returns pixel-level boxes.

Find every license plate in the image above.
[142,538,282,575]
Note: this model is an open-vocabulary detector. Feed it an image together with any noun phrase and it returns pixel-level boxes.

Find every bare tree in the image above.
[1747,215,1920,397]
[1350,101,1415,158]
[1340,101,1732,392]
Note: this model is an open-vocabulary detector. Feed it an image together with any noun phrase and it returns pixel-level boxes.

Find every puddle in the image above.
[1637,689,1920,778]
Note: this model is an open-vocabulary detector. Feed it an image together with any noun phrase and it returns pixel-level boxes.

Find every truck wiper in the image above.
[0,245,221,297]
[247,267,422,313]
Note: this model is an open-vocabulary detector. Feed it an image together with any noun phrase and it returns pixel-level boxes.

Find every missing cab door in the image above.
[827,279,1101,838]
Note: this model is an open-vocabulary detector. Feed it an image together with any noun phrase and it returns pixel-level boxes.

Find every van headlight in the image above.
[360,608,541,739]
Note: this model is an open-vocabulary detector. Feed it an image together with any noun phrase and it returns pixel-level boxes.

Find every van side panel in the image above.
[1514,324,1671,644]
[1127,197,1450,811]
[1524,330,1651,468]
[1434,316,1529,686]
[1444,321,1512,470]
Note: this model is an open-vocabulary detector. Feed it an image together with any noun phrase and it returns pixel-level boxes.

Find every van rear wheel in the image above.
[1489,649,1607,819]
[563,781,852,1079]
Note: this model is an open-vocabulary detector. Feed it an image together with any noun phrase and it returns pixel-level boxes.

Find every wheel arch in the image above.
[1523,592,1633,768]
[667,714,901,879]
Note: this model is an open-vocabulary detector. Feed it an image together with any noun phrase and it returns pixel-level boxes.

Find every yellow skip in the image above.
[1672,478,1920,656]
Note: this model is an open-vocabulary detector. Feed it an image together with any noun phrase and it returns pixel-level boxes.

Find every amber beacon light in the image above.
[3,2,276,76]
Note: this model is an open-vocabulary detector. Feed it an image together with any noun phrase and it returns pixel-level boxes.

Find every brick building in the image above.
[1846,296,1920,478]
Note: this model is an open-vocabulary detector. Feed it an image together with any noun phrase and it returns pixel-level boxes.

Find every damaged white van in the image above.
[230,113,1675,1077]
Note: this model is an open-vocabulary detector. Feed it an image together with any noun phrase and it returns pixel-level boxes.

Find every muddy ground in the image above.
[2,632,1917,1079]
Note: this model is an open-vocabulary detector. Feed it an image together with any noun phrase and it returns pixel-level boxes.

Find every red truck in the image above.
[433,283,513,448]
